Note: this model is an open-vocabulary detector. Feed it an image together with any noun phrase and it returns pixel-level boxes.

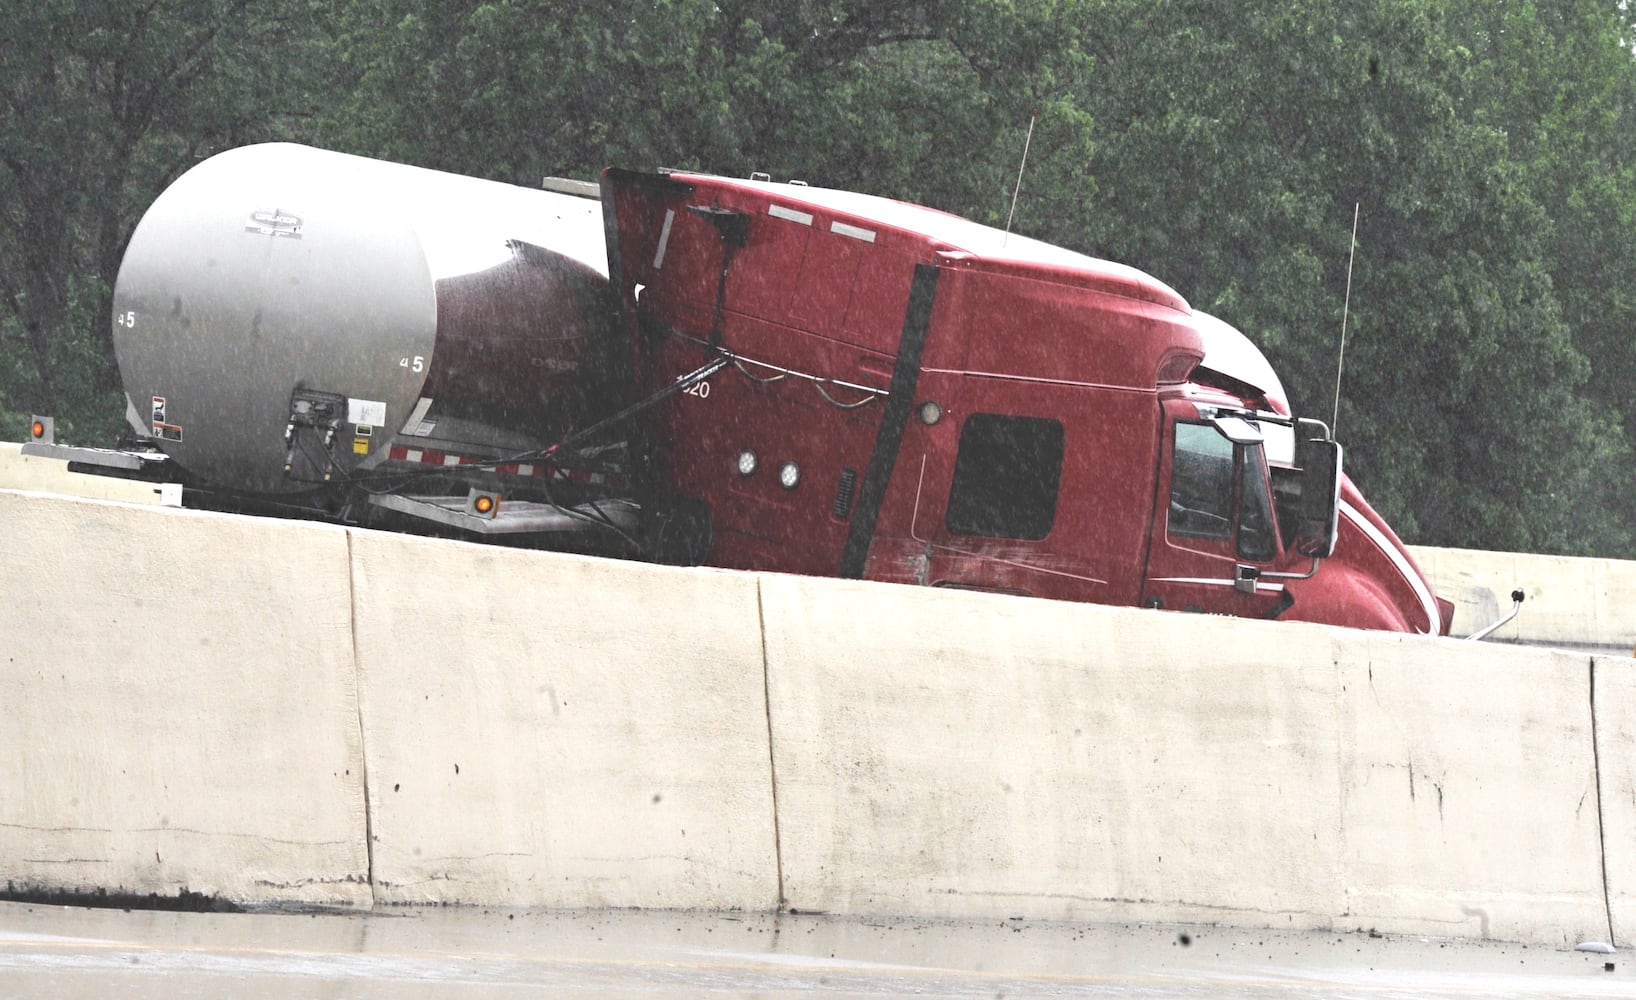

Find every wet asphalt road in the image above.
[0,900,1630,998]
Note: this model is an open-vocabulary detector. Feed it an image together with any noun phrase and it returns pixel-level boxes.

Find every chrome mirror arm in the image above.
[1466,590,1525,641]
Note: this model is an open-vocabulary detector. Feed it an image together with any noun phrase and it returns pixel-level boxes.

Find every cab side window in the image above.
[1169,422,1234,540]
[946,413,1064,540]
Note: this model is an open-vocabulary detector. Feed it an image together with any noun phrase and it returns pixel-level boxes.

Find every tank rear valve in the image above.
[283,388,348,481]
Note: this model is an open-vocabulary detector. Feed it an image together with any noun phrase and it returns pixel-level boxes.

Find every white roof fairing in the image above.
[1193,310,1289,412]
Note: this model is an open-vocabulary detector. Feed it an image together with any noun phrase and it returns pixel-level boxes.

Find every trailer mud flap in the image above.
[839,263,940,579]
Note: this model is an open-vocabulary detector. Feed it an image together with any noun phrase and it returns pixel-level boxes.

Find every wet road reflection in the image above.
[0,900,1628,998]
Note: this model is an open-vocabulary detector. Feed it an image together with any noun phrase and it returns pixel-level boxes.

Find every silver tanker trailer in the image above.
[39,142,641,544]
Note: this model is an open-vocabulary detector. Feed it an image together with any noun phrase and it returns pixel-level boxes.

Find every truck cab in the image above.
[603,169,1448,634]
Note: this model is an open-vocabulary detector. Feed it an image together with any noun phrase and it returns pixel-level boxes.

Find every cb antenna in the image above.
[1332,202,1360,436]
[1003,109,1038,245]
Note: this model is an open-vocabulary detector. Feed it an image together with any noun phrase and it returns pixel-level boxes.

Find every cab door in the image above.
[1142,408,1292,620]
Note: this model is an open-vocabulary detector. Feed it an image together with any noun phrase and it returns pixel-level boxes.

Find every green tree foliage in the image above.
[1061,0,1635,554]
[0,0,330,441]
[311,1,1095,217]
[6,0,1636,557]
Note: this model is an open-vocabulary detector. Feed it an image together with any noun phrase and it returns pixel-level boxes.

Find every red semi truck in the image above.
[21,145,1452,634]
[603,170,1452,634]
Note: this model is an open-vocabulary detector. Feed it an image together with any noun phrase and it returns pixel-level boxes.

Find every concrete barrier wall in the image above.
[1336,633,1603,942]
[349,530,778,910]
[4,487,1630,945]
[0,489,370,906]
[759,574,1610,945]
[0,442,171,505]
[1411,544,1636,652]
[759,574,1347,927]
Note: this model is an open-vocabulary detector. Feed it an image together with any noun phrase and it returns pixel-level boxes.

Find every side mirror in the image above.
[1292,433,1342,558]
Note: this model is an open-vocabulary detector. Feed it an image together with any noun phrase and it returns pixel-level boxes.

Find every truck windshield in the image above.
[1169,421,1278,561]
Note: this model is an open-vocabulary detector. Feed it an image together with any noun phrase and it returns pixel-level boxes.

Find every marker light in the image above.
[736,450,758,476]
[466,488,500,518]
[31,420,45,439]
[29,416,52,444]
[779,461,801,490]
[918,401,943,425]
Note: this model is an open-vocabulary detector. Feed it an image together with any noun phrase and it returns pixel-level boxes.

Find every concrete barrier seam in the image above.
[345,529,379,909]
[756,576,788,909]
[1590,657,1616,944]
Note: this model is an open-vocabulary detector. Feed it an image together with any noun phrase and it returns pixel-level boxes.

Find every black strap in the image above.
[838,263,941,579]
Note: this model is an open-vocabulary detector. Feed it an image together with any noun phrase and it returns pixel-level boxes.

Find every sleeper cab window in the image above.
[946,413,1064,540]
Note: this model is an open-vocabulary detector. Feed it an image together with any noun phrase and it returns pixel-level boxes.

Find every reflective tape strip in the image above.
[653,209,675,269]
[399,397,434,435]
[831,221,877,243]
[769,204,814,225]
